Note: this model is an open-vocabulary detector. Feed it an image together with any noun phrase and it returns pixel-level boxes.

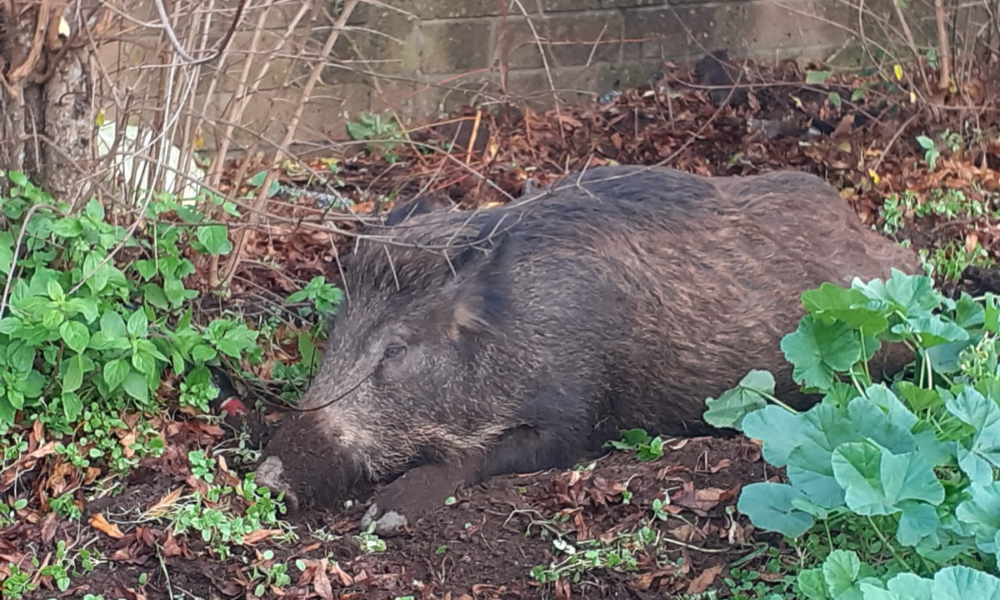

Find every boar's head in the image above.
[254,200,519,511]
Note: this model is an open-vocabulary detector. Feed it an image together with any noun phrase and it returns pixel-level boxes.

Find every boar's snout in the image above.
[254,455,301,511]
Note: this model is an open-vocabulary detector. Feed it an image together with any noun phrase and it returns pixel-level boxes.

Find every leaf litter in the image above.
[6,55,1000,599]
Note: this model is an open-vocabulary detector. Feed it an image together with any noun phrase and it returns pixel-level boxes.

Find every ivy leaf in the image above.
[62,354,85,393]
[59,320,90,354]
[781,316,862,391]
[704,369,774,429]
[196,225,233,256]
[736,482,814,538]
[103,359,129,391]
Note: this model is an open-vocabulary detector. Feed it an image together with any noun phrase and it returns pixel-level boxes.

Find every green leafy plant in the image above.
[530,526,662,585]
[606,428,665,462]
[354,523,387,554]
[916,135,940,170]
[167,470,289,560]
[703,268,1000,595]
[248,550,291,597]
[346,112,405,160]
[0,172,274,487]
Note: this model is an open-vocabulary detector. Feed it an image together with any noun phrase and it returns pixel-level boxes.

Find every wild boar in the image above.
[254,164,921,533]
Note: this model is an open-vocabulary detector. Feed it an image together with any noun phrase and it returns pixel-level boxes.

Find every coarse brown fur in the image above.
[254,164,922,516]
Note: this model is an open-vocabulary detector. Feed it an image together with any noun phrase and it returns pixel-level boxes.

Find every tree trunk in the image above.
[0,1,101,206]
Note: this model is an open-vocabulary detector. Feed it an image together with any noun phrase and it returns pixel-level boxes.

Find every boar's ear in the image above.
[444,275,506,341]
[444,241,512,342]
[380,195,451,227]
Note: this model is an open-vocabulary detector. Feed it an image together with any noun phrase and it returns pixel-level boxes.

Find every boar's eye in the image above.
[382,344,406,361]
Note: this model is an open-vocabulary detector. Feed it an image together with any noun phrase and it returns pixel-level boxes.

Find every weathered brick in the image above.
[407,0,504,19]
[534,0,666,12]
[502,12,624,70]
[199,82,373,150]
[417,20,496,74]
[506,62,620,102]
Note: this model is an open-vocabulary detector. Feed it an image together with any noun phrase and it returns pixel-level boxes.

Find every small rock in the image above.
[361,503,409,537]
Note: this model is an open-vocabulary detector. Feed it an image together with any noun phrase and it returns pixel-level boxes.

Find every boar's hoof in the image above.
[255,455,300,511]
[360,462,482,536]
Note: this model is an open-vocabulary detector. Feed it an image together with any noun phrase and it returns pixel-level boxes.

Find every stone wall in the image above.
[98,0,879,152]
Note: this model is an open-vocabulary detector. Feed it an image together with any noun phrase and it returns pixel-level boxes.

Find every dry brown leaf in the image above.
[242,529,283,545]
[314,558,334,600]
[670,481,741,513]
[329,560,354,586]
[709,458,731,473]
[143,487,183,519]
[119,431,138,458]
[687,565,723,595]
[89,513,125,539]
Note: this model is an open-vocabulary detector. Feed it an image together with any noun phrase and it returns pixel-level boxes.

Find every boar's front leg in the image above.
[363,393,591,536]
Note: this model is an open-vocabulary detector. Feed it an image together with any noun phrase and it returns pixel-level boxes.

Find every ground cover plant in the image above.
[2,52,1000,600]
[702,268,1000,598]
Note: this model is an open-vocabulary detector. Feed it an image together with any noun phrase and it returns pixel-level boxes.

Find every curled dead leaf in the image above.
[89,513,125,539]
[142,487,183,519]
[314,558,333,600]
[687,565,723,595]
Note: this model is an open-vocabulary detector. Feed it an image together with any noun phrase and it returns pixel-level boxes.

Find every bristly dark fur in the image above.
[255,164,922,514]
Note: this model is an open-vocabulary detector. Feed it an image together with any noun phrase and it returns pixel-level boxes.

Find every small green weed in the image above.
[606,428,666,461]
[530,526,663,585]
[167,466,289,559]
[248,550,292,597]
[920,239,995,282]
[354,523,387,554]
[346,112,405,160]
